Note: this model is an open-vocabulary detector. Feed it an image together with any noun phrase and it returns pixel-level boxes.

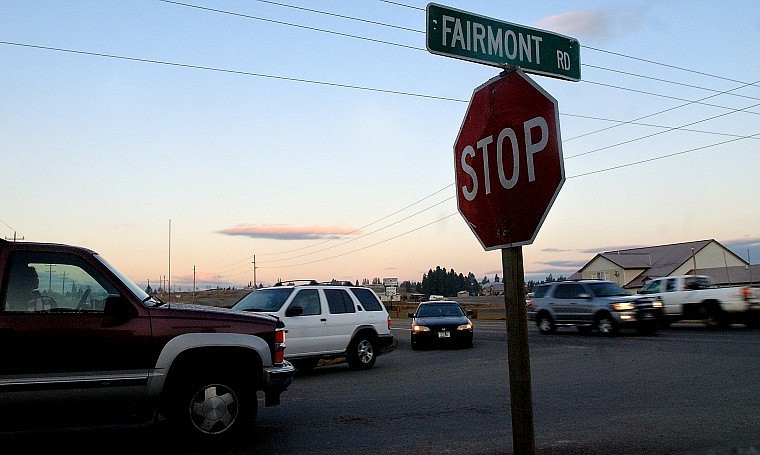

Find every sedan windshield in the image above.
[232,288,293,312]
[587,282,630,297]
[417,303,464,318]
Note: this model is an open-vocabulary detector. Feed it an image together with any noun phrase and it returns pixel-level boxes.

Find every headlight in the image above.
[652,300,663,308]
[412,324,430,332]
[611,302,635,311]
[457,323,473,331]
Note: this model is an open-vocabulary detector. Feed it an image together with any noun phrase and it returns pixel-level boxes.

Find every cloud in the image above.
[722,236,760,263]
[538,10,614,39]
[579,244,645,254]
[537,3,654,41]
[540,260,587,268]
[217,224,360,241]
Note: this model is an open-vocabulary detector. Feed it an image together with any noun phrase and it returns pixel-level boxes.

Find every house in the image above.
[571,239,753,291]
[481,282,505,295]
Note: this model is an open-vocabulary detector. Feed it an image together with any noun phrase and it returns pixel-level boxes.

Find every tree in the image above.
[420,266,482,297]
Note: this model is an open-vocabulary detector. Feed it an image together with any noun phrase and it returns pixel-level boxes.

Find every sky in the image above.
[2,0,759,291]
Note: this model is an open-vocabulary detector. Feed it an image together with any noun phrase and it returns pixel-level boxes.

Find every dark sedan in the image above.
[409,301,474,349]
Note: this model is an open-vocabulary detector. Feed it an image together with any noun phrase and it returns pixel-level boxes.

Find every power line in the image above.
[566,100,760,160]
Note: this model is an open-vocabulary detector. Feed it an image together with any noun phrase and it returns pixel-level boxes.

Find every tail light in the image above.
[274,327,286,364]
[387,315,392,330]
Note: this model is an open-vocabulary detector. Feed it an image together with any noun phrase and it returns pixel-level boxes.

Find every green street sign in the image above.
[426,3,581,82]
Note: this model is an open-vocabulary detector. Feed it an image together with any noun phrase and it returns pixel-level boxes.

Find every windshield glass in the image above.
[94,254,153,304]
[232,288,293,312]
[587,282,630,297]
[417,303,464,318]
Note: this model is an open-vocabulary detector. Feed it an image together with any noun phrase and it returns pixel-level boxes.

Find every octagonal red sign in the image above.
[454,69,564,250]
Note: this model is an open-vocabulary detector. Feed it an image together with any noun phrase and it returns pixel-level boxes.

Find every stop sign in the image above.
[454,69,564,250]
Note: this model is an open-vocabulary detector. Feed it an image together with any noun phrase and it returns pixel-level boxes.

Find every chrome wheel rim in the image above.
[357,339,374,364]
[189,384,239,435]
[598,318,613,334]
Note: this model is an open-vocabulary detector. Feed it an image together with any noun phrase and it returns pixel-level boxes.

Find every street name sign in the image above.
[426,3,581,81]
[454,69,565,250]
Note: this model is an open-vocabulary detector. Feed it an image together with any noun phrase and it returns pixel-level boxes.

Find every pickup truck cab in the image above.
[639,275,760,329]
[0,239,294,440]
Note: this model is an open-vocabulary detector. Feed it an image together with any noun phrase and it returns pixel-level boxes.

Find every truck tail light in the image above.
[274,327,286,364]
[742,287,753,302]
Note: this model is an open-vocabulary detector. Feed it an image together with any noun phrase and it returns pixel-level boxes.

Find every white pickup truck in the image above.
[639,275,760,329]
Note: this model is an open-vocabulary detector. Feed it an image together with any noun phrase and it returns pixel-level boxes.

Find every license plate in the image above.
[438,331,450,338]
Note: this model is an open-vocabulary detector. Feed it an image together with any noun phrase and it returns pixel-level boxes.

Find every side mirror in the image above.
[466,310,473,316]
[408,312,416,318]
[103,296,138,321]
[285,306,304,317]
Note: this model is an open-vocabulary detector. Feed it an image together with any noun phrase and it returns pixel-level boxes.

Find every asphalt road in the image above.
[3,319,759,454]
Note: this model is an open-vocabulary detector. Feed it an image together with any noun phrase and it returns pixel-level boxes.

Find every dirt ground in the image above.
[159,289,507,319]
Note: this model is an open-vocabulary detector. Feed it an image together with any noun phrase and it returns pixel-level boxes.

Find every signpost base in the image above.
[502,246,536,454]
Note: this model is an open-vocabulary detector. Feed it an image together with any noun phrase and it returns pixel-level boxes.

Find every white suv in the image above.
[232,280,394,370]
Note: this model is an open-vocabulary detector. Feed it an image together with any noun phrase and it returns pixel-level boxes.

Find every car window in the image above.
[665,279,676,292]
[3,251,116,313]
[288,289,321,316]
[532,284,550,298]
[233,288,293,312]
[416,303,463,317]
[324,289,356,314]
[553,283,586,299]
[350,287,383,311]
[641,280,660,294]
[586,282,629,297]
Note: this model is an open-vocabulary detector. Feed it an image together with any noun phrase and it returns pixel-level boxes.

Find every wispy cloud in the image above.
[217,224,360,241]
[537,3,654,41]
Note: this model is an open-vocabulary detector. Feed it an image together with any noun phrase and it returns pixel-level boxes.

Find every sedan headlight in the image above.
[652,300,663,308]
[412,324,430,332]
[611,302,635,311]
[457,323,473,331]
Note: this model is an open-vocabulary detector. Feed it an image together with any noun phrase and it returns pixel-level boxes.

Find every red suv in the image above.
[0,239,294,440]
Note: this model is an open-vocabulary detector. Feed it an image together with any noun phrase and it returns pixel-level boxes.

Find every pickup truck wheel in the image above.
[703,303,728,330]
[595,313,619,336]
[174,375,256,440]
[347,335,376,370]
[536,314,556,334]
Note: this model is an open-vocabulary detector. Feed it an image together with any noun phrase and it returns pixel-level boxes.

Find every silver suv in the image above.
[527,280,661,335]
[232,280,394,370]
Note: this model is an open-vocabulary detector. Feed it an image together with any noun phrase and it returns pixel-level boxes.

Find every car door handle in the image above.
[320,318,327,322]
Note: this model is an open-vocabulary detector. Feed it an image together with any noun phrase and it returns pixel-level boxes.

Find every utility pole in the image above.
[4,232,24,242]
[192,265,196,304]
[45,264,55,293]
[61,271,67,298]
[252,254,257,289]
[168,219,171,303]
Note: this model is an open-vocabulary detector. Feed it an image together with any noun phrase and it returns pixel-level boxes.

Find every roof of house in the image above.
[575,239,750,288]
[687,264,760,287]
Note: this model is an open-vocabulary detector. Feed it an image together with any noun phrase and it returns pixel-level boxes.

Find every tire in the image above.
[172,373,255,441]
[595,313,619,336]
[703,302,728,330]
[410,335,420,350]
[637,321,658,335]
[347,334,377,370]
[536,313,556,334]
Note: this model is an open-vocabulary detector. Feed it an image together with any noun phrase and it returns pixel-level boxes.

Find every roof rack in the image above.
[271,279,356,287]
[320,280,355,286]
[273,279,318,287]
